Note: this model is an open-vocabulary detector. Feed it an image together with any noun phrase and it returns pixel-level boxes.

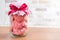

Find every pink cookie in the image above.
[10,14,27,36]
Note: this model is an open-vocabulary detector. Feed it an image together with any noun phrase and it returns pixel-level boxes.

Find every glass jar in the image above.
[10,14,28,36]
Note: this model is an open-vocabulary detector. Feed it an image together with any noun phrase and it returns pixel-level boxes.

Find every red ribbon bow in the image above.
[8,3,29,15]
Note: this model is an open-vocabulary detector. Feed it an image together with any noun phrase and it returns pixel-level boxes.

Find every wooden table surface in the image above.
[0,27,60,40]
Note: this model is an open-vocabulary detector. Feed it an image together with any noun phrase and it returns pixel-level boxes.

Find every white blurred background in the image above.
[0,0,60,28]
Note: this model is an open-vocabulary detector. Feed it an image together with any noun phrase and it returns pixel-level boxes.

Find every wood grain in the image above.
[0,27,60,40]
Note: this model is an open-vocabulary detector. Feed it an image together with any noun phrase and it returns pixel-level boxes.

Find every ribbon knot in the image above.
[8,3,29,15]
